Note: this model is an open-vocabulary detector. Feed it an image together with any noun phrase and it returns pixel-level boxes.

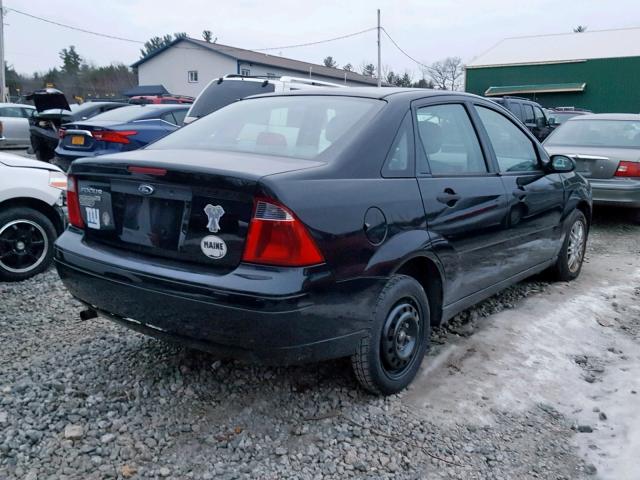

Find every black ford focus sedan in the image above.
[54,88,591,395]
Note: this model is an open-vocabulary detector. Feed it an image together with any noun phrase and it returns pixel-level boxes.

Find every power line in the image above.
[381,27,429,70]
[252,27,376,51]
[5,6,145,44]
[5,6,376,54]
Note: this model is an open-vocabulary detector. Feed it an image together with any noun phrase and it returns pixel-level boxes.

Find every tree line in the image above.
[323,55,464,90]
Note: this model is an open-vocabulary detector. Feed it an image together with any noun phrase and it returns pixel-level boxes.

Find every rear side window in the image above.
[475,106,540,172]
[522,104,535,124]
[507,102,523,120]
[382,113,413,177]
[415,104,487,175]
[188,80,276,119]
[172,109,187,125]
[150,96,383,161]
[0,107,24,118]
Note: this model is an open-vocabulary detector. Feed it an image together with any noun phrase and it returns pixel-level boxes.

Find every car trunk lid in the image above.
[69,150,323,272]
[545,145,640,179]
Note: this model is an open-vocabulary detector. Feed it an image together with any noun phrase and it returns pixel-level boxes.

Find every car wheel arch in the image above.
[393,254,444,327]
[0,197,64,235]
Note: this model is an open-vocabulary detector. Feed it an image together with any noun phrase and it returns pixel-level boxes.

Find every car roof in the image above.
[0,103,35,108]
[569,113,640,121]
[251,87,482,102]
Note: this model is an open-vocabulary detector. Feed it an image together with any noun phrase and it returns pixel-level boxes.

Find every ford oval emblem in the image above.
[138,184,155,195]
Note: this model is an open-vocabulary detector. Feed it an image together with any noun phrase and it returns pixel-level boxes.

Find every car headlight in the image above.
[48,171,67,191]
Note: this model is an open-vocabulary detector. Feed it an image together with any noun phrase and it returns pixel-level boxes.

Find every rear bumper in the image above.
[589,179,640,208]
[54,230,383,364]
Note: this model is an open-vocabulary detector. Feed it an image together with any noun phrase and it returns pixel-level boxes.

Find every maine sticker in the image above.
[201,235,227,259]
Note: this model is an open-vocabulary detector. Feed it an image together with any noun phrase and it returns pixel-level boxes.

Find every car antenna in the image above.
[262,80,269,87]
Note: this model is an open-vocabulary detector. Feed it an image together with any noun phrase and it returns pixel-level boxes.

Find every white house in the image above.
[131,37,378,97]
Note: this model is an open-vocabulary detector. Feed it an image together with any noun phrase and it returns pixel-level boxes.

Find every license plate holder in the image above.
[78,182,115,230]
[71,135,85,146]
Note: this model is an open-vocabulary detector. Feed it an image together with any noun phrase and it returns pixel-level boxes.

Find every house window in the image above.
[266,73,277,78]
[241,68,250,76]
[188,70,199,83]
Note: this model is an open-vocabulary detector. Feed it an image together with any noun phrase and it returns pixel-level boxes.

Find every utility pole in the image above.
[0,0,6,102]
[377,9,381,87]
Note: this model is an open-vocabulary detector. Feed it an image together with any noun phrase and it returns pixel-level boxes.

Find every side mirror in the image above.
[547,117,557,126]
[549,155,575,173]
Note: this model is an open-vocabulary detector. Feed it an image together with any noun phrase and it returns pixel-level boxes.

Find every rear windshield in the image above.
[545,119,640,148]
[90,105,149,122]
[188,80,276,119]
[150,96,383,160]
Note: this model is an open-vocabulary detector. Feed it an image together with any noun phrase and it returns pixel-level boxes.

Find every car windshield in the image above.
[545,119,640,148]
[149,96,383,160]
[90,105,150,122]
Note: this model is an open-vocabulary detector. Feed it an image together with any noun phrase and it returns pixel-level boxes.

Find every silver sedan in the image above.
[0,103,36,148]
[544,113,640,221]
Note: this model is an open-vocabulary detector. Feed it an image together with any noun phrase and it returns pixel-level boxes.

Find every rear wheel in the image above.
[0,207,57,282]
[553,209,588,281]
[351,274,430,395]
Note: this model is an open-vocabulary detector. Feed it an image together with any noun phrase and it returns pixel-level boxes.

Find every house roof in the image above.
[467,26,640,68]
[132,37,379,85]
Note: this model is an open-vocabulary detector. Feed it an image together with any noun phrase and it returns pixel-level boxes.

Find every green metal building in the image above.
[465,27,640,113]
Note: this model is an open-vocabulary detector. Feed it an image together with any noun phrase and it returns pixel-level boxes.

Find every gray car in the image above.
[544,113,640,221]
[0,103,36,148]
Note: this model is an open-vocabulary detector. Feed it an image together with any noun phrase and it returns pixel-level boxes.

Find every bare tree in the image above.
[425,57,464,91]
[202,30,217,43]
[573,25,587,32]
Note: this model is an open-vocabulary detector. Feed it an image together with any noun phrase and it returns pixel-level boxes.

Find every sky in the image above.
[4,0,640,78]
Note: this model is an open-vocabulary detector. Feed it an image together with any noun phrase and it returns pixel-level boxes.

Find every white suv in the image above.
[184,75,344,124]
[0,153,67,281]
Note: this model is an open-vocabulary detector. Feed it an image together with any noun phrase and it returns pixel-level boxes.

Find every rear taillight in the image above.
[242,199,324,267]
[66,175,84,228]
[0,121,3,137]
[93,130,137,144]
[58,128,66,139]
[614,161,640,177]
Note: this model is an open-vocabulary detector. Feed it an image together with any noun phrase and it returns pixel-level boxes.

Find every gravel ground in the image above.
[1,209,639,480]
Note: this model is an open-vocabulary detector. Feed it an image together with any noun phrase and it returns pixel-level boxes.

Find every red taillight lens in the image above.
[93,130,137,144]
[58,128,66,139]
[614,161,640,177]
[127,166,167,176]
[242,199,324,267]
[66,175,84,228]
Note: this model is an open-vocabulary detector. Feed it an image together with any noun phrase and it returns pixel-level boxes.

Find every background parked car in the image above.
[490,96,555,141]
[544,113,640,222]
[26,88,128,162]
[0,103,36,149]
[0,152,66,281]
[546,107,592,126]
[184,74,344,124]
[129,95,194,105]
[54,104,190,171]
[56,88,591,395]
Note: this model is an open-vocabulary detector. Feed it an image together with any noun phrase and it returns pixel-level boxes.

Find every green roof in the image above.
[484,82,586,96]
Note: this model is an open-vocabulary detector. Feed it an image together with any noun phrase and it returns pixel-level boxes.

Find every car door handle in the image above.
[436,188,461,207]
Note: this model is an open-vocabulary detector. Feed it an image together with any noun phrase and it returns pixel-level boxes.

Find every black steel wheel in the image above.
[352,274,430,395]
[0,207,57,282]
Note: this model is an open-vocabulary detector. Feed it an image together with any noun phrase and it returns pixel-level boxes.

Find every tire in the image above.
[553,209,588,282]
[351,274,431,395]
[0,207,57,282]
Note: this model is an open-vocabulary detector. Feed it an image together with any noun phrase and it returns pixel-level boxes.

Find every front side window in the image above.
[522,104,535,124]
[188,70,199,83]
[149,96,383,161]
[415,104,487,175]
[534,107,546,124]
[475,106,540,172]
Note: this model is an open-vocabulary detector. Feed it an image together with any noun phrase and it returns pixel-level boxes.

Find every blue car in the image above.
[54,104,189,171]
